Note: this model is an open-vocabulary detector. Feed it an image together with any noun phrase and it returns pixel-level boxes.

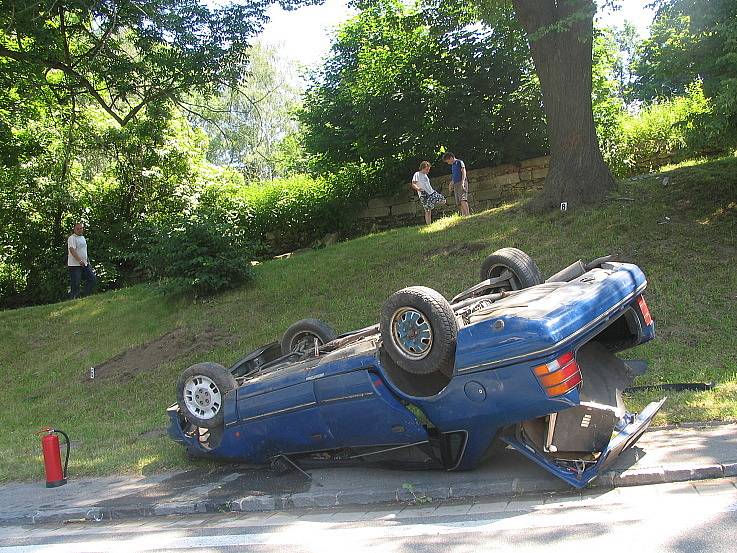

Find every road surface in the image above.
[1,478,735,553]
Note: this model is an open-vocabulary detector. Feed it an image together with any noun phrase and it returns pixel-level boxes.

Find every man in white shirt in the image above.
[410,161,446,224]
[67,222,96,298]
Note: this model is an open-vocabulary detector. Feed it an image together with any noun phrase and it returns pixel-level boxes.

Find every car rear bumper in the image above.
[166,404,216,456]
[501,397,666,488]
[166,404,189,443]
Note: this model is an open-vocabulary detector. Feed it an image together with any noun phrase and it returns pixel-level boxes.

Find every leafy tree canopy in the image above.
[300,0,547,189]
[632,5,698,101]
[633,0,737,146]
[0,0,319,125]
[185,42,302,182]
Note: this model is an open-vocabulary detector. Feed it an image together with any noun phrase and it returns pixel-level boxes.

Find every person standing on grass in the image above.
[442,152,470,216]
[67,222,96,299]
[411,161,447,225]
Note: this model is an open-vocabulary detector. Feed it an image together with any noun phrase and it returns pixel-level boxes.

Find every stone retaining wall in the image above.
[357,155,550,230]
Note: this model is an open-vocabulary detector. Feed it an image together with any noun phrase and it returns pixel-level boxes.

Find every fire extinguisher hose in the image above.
[55,429,71,479]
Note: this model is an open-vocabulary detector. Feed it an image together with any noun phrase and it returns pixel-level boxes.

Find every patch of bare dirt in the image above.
[140,428,167,439]
[90,327,238,382]
[422,241,488,259]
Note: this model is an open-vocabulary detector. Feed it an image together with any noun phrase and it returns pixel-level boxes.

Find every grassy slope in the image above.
[2,158,735,481]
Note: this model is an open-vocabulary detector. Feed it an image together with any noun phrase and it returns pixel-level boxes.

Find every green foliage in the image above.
[592,28,626,158]
[145,201,255,297]
[206,163,378,254]
[299,0,547,189]
[0,98,209,305]
[0,261,23,300]
[632,9,697,101]
[603,83,710,176]
[0,81,374,307]
[0,80,86,305]
[6,0,736,309]
[187,42,303,182]
[611,20,640,103]
[633,0,737,149]
[0,0,316,126]
[88,105,205,287]
[0,0,331,307]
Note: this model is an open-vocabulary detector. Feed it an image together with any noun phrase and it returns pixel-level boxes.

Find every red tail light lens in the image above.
[545,372,582,397]
[532,351,582,397]
[637,295,653,326]
[538,361,580,387]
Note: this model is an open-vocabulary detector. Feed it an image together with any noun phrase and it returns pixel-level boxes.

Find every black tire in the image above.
[479,247,543,292]
[380,286,458,375]
[280,318,338,355]
[176,362,237,429]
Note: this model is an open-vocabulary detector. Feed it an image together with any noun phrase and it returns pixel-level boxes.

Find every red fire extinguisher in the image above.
[39,427,70,488]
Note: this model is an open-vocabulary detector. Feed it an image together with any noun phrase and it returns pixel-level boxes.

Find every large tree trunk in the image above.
[511,0,615,211]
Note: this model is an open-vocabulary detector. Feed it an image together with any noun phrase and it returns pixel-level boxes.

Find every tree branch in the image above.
[215,77,265,128]
[178,97,256,116]
[58,5,72,65]
[176,100,233,144]
[74,5,120,68]
[0,45,193,126]
[0,46,126,125]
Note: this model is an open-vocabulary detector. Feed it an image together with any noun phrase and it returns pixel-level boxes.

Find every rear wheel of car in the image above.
[176,362,237,429]
[480,247,543,292]
[380,286,457,375]
[280,318,338,355]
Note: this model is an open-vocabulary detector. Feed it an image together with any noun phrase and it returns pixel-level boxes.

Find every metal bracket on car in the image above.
[544,413,557,453]
[271,454,322,486]
[450,273,515,304]
[346,441,428,460]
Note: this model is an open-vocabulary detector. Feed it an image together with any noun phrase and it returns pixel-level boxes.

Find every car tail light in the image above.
[533,351,582,397]
[637,295,653,326]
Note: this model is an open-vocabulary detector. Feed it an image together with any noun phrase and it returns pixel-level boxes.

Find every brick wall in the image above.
[357,155,550,230]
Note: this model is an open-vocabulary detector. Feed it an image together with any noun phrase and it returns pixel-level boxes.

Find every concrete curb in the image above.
[6,460,735,525]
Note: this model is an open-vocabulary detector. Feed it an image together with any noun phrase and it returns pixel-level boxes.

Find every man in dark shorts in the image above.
[442,152,470,216]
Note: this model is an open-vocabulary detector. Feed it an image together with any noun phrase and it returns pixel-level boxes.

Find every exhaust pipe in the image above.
[546,255,618,283]
[546,260,586,283]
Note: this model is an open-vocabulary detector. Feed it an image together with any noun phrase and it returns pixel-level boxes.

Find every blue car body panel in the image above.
[454,263,647,373]
[168,262,662,487]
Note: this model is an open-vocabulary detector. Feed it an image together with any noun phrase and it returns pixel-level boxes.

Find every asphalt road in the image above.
[1,478,735,553]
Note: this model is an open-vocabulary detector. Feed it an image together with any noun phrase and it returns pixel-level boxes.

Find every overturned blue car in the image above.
[168,248,665,488]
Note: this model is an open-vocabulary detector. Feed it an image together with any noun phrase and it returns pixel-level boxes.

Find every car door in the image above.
[234,360,333,459]
[312,368,429,448]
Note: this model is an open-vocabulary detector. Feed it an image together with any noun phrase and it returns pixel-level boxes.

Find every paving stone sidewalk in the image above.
[2,423,735,525]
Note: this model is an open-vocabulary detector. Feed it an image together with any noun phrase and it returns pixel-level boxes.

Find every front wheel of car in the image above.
[280,318,338,355]
[380,286,457,375]
[176,362,237,429]
[479,247,543,292]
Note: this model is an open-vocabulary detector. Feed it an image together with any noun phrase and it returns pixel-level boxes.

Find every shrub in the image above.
[0,261,25,306]
[206,163,378,255]
[145,200,255,297]
[603,82,712,177]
